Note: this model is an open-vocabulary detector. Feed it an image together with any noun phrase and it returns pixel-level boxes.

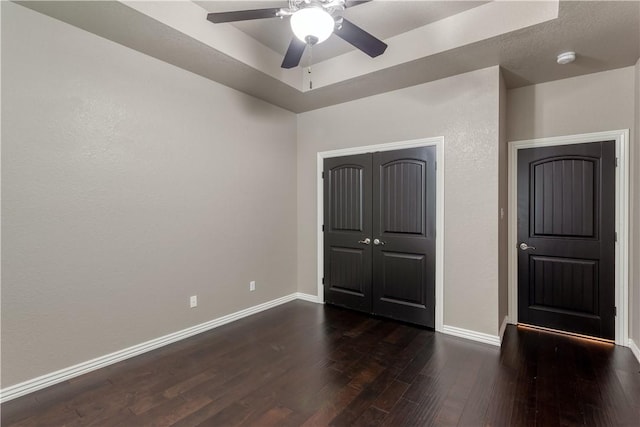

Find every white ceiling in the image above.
[15,1,640,113]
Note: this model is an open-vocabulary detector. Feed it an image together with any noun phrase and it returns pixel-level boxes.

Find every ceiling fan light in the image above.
[290,7,334,45]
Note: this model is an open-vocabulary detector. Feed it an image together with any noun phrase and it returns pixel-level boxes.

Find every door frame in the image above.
[317,137,445,332]
[508,129,630,346]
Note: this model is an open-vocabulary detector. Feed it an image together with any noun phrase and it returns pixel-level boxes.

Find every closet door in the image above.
[372,147,436,327]
[323,154,373,313]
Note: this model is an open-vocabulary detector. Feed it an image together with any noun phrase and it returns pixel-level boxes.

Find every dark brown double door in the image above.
[323,147,436,327]
[517,141,616,339]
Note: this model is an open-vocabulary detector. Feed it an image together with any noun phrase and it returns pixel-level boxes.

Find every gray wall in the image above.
[498,71,508,328]
[507,66,638,345]
[507,67,635,141]
[634,59,640,346]
[1,2,297,387]
[297,67,502,336]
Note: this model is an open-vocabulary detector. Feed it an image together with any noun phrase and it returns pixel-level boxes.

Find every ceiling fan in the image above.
[206,0,388,69]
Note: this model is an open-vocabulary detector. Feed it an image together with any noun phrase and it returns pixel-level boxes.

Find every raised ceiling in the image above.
[195,1,489,64]
[16,1,640,113]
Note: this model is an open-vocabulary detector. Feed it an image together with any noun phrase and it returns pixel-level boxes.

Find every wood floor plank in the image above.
[2,301,640,427]
[456,354,499,425]
[68,408,135,427]
[299,384,361,426]
[371,379,409,412]
[248,405,294,427]
[395,333,436,383]
[432,344,484,426]
[65,382,136,422]
[330,368,396,426]
[380,397,420,426]
[615,368,640,411]
[482,363,518,426]
[288,368,352,425]
[535,334,561,427]
[351,405,387,427]
[9,403,81,427]
[552,338,587,426]
[403,343,468,425]
[135,395,212,427]
[510,328,539,426]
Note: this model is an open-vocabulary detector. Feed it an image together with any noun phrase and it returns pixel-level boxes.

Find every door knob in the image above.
[358,238,371,245]
[373,238,385,246]
[519,242,536,251]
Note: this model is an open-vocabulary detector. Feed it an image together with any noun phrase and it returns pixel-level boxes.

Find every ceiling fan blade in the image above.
[207,8,282,24]
[345,1,372,8]
[335,18,387,58]
[281,38,307,69]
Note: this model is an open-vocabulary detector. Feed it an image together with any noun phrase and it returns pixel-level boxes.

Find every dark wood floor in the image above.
[2,301,640,426]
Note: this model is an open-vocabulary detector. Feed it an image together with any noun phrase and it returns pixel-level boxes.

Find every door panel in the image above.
[329,166,364,231]
[328,247,366,295]
[324,154,372,313]
[517,141,615,339]
[529,256,598,314]
[372,147,436,327]
[380,160,425,234]
[532,157,596,237]
[378,251,426,307]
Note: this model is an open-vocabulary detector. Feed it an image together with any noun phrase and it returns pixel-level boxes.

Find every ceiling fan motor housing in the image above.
[293,0,346,14]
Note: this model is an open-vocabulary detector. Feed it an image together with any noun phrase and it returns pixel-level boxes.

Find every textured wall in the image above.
[1,3,297,387]
[498,71,509,328]
[633,59,640,346]
[507,67,637,345]
[507,68,635,141]
[297,67,502,336]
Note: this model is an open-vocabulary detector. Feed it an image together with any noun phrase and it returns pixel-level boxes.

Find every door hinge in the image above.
[322,171,325,179]
[615,157,619,167]
[322,277,325,284]
[615,232,618,242]
[435,161,437,171]
[322,224,325,232]
[614,306,617,316]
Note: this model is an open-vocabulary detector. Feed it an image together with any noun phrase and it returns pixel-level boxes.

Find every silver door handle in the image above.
[358,238,371,245]
[373,238,385,246]
[519,242,536,251]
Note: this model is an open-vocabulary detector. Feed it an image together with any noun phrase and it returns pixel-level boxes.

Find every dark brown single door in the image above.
[372,147,436,327]
[323,154,373,313]
[517,141,615,339]
[323,147,436,327]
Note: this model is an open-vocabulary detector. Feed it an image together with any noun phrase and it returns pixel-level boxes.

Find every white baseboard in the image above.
[0,293,301,403]
[441,324,501,347]
[499,316,509,343]
[295,292,323,303]
[629,339,640,364]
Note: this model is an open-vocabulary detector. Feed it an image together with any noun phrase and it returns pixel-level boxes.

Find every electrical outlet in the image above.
[190,295,197,308]
[249,281,256,291]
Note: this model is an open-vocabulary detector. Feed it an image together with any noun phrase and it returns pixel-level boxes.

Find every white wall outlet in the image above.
[249,281,256,291]
[190,295,197,308]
